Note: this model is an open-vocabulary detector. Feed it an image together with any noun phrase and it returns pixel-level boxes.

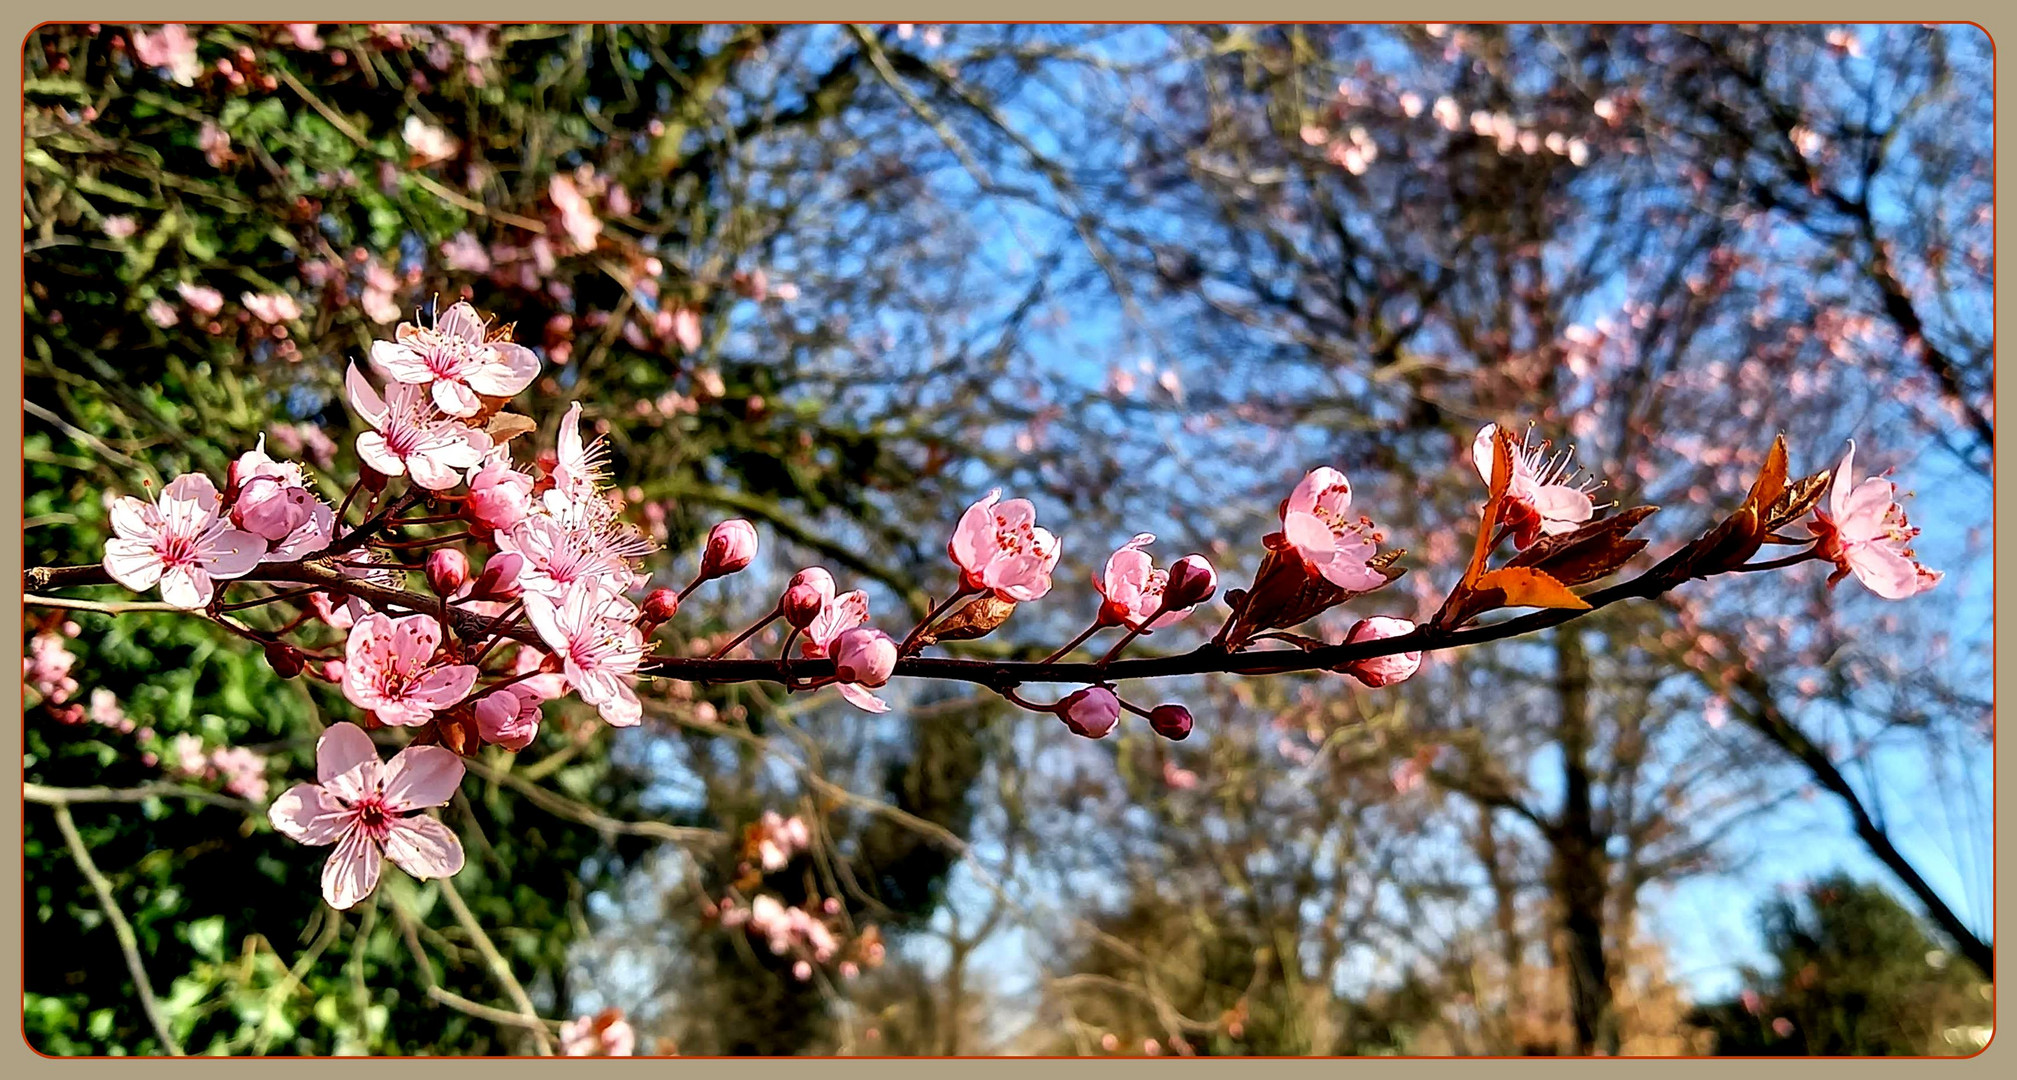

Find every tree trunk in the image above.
[1553,630,1619,1055]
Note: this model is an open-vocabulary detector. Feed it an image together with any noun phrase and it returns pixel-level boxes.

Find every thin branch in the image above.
[47,803,185,1056]
[434,876,556,1056]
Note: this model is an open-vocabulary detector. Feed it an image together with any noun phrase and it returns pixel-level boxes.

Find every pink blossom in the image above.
[1808,443,1940,600]
[102,215,137,240]
[831,628,897,714]
[285,24,324,50]
[559,1010,635,1057]
[231,437,333,558]
[145,298,179,328]
[1057,686,1120,739]
[495,509,652,602]
[360,260,402,324]
[1471,424,1596,548]
[369,302,540,417]
[440,231,492,273]
[197,121,233,168]
[102,474,267,608]
[670,306,703,354]
[342,613,479,726]
[1281,467,1386,591]
[88,688,126,729]
[800,590,886,713]
[133,24,201,86]
[524,579,647,727]
[948,490,1061,602]
[24,633,79,704]
[1338,617,1421,687]
[268,722,466,910]
[241,292,300,324]
[474,688,542,751]
[177,282,224,316]
[549,174,603,253]
[1162,760,1200,790]
[211,746,269,802]
[346,364,491,489]
[1094,534,1189,630]
[465,447,536,533]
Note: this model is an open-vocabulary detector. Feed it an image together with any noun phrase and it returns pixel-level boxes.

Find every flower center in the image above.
[353,795,393,841]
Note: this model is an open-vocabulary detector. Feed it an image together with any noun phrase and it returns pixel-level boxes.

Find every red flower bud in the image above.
[425,549,470,597]
[1148,704,1193,741]
[1163,554,1218,611]
[264,641,305,679]
[781,567,834,630]
[640,587,681,629]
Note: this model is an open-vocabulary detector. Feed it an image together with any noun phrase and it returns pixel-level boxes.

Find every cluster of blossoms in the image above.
[74,298,1938,914]
[24,626,80,706]
[558,1009,638,1057]
[167,735,271,803]
[717,893,887,983]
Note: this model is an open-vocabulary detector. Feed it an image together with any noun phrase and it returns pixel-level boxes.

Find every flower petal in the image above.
[407,664,479,709]
[102,538,163,592]
[345,363,388,426]
[369,340,430,384]
[320,829,383,910]
[467,344,540,397]
[382,814,465,880]
[201,529,269,578]
[157,566,212,609]
[268,783,354,846]
[355,431,406,478]
[837,682,891,714]
[380,744,466,812]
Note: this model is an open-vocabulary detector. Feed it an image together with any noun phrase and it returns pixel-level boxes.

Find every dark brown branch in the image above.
[26,559,1663,689]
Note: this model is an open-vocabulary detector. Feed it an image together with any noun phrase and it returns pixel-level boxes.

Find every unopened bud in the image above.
[831,627,897,688]
[321,659,345,683]
[641,587,681,626]
[781,567,834,629]
[1163,554,1218,611]
[1337,617,1422,687]
[698,519,759,581]
[263,641,305,679]
[1056,686,1120,739]
[1148,704,1193,741]
[425,548,470,597]
[463,553,524,601]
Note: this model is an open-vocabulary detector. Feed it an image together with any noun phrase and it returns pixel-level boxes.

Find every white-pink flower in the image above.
[341,613,480,727]
[495,510,652,602]
[268,722,466,910]
[1472,424,1597,548]
[1280,467,1386,591]
[369,302,540,418]
[177,281,224,316]
[241,291,301,324]
[401,116,460,164]
[1094,533,1193,630]
[547,402,611,505]
[559,1011,636,1057]
[231,436,333,558]
[346,364,490,489]
[102,474,268,609]
[524,579,647,727]
[549,174,603,253]
[797,588,887,712]
[948,490,1061,602]
[1809,443,1941,600]
[132,24,201,86]
[464,446,536,533]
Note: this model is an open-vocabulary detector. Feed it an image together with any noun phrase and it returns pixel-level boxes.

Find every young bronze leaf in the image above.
[1741,434,1790,515]
[1763,468,1832,533]
[1507,505,1657,587]
[485,321,519,343]
[1472,566,1592,612]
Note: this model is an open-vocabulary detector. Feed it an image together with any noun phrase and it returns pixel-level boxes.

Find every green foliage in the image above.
[1691,873,1994,1055]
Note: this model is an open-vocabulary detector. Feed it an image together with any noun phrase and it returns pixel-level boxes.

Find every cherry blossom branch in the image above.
[434,876,555,1056]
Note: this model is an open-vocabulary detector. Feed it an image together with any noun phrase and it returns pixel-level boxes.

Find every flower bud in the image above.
[1056,686,1120,739]
[1148,703,1193,741]
[465,458,534,533]
[475,689,541,751]
[781,567,835,629]
[1163,554,1218,611]
[831,627,897,688]
[263,641,305,679]
[698,519,759,581]
[1337,616,1422,687]
[425,548,470,597]
[232,476,313,541]
[321,659,346,683]
[462,552,524,602]
[641,587,681,627]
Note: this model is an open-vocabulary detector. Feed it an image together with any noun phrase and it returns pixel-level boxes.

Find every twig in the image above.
[435,877,556,1055]
[25,593,188,614]
[25,781,254,814]
[47,804,186,1055]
